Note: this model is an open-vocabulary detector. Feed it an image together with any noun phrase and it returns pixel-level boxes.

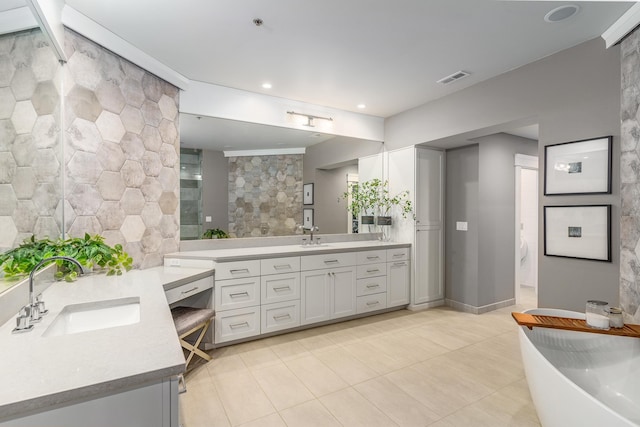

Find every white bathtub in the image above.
[518,308,640,427]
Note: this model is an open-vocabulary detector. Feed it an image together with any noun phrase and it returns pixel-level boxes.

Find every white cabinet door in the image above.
[331,267,357,319]
[300,270,331,325]
[416,148,445,227]
[415,228,444,304]
[387,260,410,307]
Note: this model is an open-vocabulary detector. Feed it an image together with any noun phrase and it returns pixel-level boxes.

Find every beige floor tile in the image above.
[285,354,349,397]
[213,369,276,426]
[239,346,281,370]
[315,346,379,385]
[269,339,312,361]
[252,362,315,411]
[370,330,449,363]
[279,400,342,427]
[236,413,287,427]
[343,339,412,375]
[180,373,230,427]
[354,376,441,426]
[206,353,248,380]
[320,387,399,427]
[296,332,341,353]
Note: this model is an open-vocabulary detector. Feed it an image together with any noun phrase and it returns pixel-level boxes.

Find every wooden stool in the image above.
[171,306,215,370]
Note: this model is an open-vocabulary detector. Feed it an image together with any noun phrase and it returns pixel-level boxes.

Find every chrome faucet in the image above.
[12,256,84,333]
[308,225,320,244]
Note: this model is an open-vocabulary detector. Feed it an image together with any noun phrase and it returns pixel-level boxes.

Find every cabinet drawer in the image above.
[261,300,300,334]
[301,252,356,271]
[356,293,387,314]
[165,275,213,305]
[387,247,409,262]
[215,306,261,344]
[261,273,300,304]
[356,276,387,297]
[214,260,260,280]
[356,250,387,265]
[215,277,260,312]
[261,256,300,275]
[356,263,386,279]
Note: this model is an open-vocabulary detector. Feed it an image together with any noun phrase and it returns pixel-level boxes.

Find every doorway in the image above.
[514,154,538,306]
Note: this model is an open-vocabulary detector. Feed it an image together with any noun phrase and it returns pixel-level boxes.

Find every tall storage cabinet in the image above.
[387,147,445,308]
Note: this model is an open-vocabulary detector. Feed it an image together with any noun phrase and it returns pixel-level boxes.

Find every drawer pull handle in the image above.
[229,291,249,298]
[324,259,339,264]
[273,313,291,321]
[393,262,407,267]
[230,269,250,274]
[366,269,380,274]
[366,284,379,289]
[366,256,379,260]
[392,253,404,258]
[273,286,291,292]
[229,321,249,329]
[274,264,292,270]
[366,301,380,306]
[180,286,199,295]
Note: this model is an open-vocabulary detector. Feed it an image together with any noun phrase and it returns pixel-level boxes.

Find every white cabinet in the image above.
[261,300,300,334]
[261,273,300,304]
[415,228,444,304]
[387,259,410,307]
[215,306,261,343]
[300,267,357,324]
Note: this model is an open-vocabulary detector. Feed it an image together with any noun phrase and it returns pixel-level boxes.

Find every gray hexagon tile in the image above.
[142,151,162,176]
[99,52,125,86]
[32,115,58,149]
[67,118,101,153]
[158,167,177,191]
[141,228,162,253]
[0,217,18,251]
[121,132,146,160]
[11,34,34,68]
[11,134,35,166]
[32,81,58,115]
[101,230,125,249]
[121,215,146,242]
[0,87,16,119]
[32,182,60,215]
[56,198,75,232]
[97,141,126,171]
[66,85,102,122]
[158,191,178,214]
[67,50,102,91]
[121,160,146,187]
[158,95,177,121]
[31,47,59,82]
[161,238,179,255]
[141,125,162,151]
[158,119,177,145]
[0,152,17,183]
[12,167,37,199]
[140,252,163,269]
[159,215,178,238]
[10,67,37,100]
[121,188,146,214]
[120,104,145,134]
[68,215,101,237]
[67,183,102,215]
[141,99,162,127]
[159,143,178,167]
[96,110,125,142]
[13,200,38,232]
[140,177,163,201]
[141,202,163,228]
[0,34,15,55]
[67,151,102,184]
[96,171,126,201]
[95,81,125,114]
[121,77,145,108]
[0,119,16,151]
[142,73,163,102]
[33,148,60,182]
[0,184,16,215]
[96,201,126,230]
[0,55,16,87]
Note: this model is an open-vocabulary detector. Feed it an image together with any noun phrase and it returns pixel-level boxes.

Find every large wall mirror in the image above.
[178,113,383,240]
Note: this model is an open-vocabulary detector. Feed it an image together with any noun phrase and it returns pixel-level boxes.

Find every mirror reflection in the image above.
[178,114,383,240]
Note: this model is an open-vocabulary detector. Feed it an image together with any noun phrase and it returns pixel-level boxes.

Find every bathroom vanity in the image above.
[165,240,411,345]
[0,266,213,427]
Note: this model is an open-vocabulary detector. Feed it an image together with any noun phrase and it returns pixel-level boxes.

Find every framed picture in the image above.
[544,136,612,195]
[303,208,314,229]
[303,183,314,205]
[544,205,611,262]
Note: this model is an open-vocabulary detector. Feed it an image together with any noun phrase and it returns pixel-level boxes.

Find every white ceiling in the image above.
[65,0,632,119]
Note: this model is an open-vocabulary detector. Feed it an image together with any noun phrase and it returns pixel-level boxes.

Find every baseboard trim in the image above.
[445,298,515,314]
[408,299,445,311]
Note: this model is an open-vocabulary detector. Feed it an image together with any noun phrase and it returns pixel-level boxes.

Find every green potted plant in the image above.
[202,228,229,239]
[0,234,133,281]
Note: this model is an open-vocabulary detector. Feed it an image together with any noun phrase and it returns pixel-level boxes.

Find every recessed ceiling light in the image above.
[262,83,272,89]
[357,104,366,109]
[544,5,579,23]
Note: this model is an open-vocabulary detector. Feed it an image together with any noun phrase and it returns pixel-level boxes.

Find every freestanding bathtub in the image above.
[518,308,640,427]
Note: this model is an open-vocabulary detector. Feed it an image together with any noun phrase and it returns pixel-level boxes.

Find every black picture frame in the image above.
[544,136,612,195]
[543,205,611,262]
[303,208,314,229]
[303,183,314,205]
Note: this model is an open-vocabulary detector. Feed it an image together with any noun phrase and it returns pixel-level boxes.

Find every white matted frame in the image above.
[303,208,314,229]
[543,205,611,262]
[544,136,612,195]
[303,183,314,205]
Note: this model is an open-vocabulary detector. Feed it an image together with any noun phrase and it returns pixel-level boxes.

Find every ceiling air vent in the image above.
[437,70,470,85]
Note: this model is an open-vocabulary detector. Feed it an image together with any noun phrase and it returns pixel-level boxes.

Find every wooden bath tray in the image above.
[512,312,640,338]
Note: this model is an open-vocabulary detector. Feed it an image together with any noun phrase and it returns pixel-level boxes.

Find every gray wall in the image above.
[387,37,621,312]
[313,164,358,234]
[303,136,383,183]
[445,135,537,309]
[201,149,228,232]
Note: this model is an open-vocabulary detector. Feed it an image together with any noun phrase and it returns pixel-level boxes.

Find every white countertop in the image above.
[0,266,213,422]
[165,240,411,262]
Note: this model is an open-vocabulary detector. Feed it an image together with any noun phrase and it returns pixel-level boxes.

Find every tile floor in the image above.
[180,287,539,427]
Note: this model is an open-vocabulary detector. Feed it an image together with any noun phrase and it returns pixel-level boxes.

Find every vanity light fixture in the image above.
[286,110,333,127]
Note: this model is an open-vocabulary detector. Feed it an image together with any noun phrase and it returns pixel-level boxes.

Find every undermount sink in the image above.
[43,297,140,337]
